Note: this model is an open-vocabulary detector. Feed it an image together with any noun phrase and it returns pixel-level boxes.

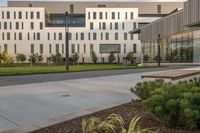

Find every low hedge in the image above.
[131,78,200,130]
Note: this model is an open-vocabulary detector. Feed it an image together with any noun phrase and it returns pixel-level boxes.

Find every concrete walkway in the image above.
[0,67,197,133]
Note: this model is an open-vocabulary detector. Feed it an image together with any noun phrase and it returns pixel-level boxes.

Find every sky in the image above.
[0,0,186,6]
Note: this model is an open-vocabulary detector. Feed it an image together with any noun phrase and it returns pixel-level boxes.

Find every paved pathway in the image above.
[0,66,196,132]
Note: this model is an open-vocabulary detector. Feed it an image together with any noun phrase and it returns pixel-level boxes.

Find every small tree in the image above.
[143,55,150,63]
[16,53,26,63]
[71,53,79,63]
[28,53,43,65]
[48,53,64,64]
[108,52,115,64]
[37,55,44,63]
[126,52,136,64]
[1,51,12,64]
[91,51,98,64]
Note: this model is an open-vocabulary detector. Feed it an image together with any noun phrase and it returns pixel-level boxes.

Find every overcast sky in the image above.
[0,0,186,6]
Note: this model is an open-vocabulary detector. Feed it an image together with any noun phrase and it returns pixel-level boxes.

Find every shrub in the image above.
[82,114,152,133]
[126,52,136,64]
[48,53,64,64]
[28,53,43,65]
[91,51,98,64]
[0,51,13,64]
[108,52,116,64]
[143,55,149,63]
[131,78,200,129]
[16,53,26,63]
[71,53,79,63]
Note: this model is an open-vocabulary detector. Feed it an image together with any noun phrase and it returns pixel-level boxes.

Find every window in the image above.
[30,12,34,19]
[115,33,118,40]
[97,4,106,7]
[99,44,120,53]
[130,34,134,40]
[93,33,97,40]
[122,23,125,30]
[70,4,74,13]
[7,11,10,19]
[157,4,161,13]
[62,44,64,54]
[110,23,112,30]
[37,32,40,40]
[2,11,4,19]
[49,44,52,54]
[88,12,90,19]
[40,44,43,54]
[18,11,22,19]
[124,33,127,40]
[14,33,16,40]
[88,33,91,40]
[133,22,137,29]
[101,33,103,40]
[54,33,56,40]
[30,22,34,30]
[77,44,80,54]
[84,44,86,54]
[4,22,7,29]
[118,12,120,19]
[76,33,78,40]
[14,12,16,19]
[124,44,126,53]
[81,33,84,40]
[90,44,94,53]
[125,12,128,19]
[21,22,24,29]
[15,22,19,30]
[93,12,96,19]
[29,4,32,7]
[130,12,134,19]
[115,22,118,30]
[0,22,1,29]
[2,33,4,40]
[14,44,17,54]
[102,22,106,30]
[19,32,22,40]
[33,33,35,40]
[59,33,62,40]
[48,32,50,40]
[99,12,103,19]
[90,22,93,30]
[28,33,30,40]
[56,44,59,54]
[26,12,28,19]
[68,33,72,40]
[31,44,34,54]
[7,33,10,40]
[99,22,101,30]
[36,12,40,19]
[71,44,75,54]
[40,22,43,29]
[105,33,109,40]
[105,12,108,19]
[112,12,115,19]
[9,22,11,29]
[4,44,8,52]
[133,44,137,53]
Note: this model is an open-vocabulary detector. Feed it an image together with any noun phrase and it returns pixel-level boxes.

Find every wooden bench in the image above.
[142,70,200,81]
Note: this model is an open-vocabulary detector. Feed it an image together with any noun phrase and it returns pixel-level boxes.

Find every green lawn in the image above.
[0,64,138,76]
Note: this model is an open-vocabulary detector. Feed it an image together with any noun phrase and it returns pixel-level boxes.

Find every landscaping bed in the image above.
[31,101,199,133]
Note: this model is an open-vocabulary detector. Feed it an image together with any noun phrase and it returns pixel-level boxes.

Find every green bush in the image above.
[126,52,136,64]
[47,53,64,64]
[131,78,200,129]
[91,51,98,64]
[16,53,26,63]
[71,53,79,63]
[28,53,43,65]
[108,52,116,64]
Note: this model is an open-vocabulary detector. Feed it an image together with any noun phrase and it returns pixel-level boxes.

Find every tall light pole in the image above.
[65,12,69,70]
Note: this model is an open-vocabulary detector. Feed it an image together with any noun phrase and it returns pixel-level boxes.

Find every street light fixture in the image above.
[65,12,69,70]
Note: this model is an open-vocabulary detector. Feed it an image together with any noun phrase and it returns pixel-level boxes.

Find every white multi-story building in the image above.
[0,0,184,63]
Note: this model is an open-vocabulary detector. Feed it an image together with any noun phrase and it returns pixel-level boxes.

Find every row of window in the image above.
[88,11,135,20]
[1,43,137,55]
[1,11,41,19]
[89,22,137,30]
[0,22,43,30]
[1,32,136,41]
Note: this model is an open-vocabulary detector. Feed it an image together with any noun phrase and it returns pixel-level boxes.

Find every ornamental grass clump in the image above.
[131,78,200,130]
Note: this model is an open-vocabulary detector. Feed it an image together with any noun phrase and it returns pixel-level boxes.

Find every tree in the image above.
[108,52,115,63]
[48,53,64,64]
[90,51,98,64]
[71,53,79,63]
[143,55,150,63]
[0,51,12,64]
[28,53,43,65]
[16,53,26,63]
[126,52,136,64]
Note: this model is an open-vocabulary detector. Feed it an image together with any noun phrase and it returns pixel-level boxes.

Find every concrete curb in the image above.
[1,99,131,133]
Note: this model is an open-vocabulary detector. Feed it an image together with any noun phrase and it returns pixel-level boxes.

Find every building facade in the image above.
[131,0,200,65]
[0,0,184,63]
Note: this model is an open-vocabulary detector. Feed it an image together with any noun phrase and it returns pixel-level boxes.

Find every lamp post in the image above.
[157,34,161,67]
[65,12,69,70]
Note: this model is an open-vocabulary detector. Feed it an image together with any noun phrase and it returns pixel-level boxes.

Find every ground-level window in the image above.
[40,44,43,54]
[14,44,17,54]
[56,44,59,54]
[31,44,34,54]
[99,44,120,54]
[124,44,126,53]
[71,44,75,54]
[133,44,137,53]
[90,44,94,53]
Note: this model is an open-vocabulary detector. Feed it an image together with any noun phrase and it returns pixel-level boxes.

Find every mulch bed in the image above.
[31,101,200,133]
